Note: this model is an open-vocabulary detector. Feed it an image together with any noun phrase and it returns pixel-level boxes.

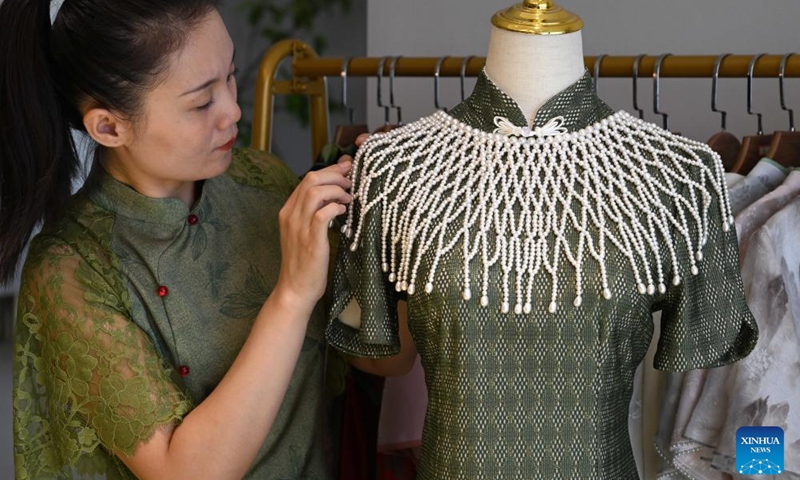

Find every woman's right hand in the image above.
[274,160,352,310]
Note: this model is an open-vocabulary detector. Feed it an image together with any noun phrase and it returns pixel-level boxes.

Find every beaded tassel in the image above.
[345,110,733,312]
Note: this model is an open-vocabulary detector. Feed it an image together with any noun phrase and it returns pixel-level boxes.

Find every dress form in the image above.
[484,26,585,125]
[329,3,758,479]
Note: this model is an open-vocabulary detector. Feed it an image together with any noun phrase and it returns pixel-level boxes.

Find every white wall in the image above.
[366,0,800,143]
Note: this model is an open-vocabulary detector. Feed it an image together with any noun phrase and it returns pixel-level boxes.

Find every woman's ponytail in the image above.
[0,0,81,284]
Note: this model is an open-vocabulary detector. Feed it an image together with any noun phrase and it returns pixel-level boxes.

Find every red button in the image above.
[157,285,169,297]
[178,365,190,377]
[187,214,199,225]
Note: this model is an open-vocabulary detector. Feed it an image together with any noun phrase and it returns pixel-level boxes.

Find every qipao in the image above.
[328,70,758,479]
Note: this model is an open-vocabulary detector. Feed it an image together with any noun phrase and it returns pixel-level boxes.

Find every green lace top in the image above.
[13,148,341,479]
[327,71,758,479]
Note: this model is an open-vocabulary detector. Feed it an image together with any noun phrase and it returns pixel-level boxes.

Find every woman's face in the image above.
[105,9,241,201]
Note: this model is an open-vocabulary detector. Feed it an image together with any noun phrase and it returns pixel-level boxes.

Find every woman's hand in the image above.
[275,160,352,310]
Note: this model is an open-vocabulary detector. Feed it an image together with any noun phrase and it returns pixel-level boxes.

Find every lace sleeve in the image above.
[13,235,193,479]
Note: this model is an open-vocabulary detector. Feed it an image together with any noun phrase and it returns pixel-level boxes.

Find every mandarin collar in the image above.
[447,68,615,134]
[83,160,208,224]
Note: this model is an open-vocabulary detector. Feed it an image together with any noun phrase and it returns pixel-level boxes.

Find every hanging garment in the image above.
[728,159,790,215]
[726,172,746,189]
[712,197,800,478]
[668,162,794,479]
[735,169,800,260]
[328,69,758,480]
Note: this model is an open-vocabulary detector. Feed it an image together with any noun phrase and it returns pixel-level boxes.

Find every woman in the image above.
[0,0,354,478]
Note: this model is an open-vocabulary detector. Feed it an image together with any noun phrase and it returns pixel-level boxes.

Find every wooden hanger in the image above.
[705,55,741,171]
[765,53,800,169]
[767,131,800,168]
[731,135,773,174]
[731,54,772,175]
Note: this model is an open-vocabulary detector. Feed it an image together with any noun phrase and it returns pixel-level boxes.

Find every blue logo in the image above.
[736,426,784,475]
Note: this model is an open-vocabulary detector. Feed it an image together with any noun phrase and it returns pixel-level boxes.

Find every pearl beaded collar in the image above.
[343,110,733,313]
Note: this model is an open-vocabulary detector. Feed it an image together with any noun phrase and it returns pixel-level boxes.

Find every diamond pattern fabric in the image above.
[328,69,757,479]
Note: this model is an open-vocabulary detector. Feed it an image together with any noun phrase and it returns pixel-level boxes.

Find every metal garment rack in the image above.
[251,39,800,159]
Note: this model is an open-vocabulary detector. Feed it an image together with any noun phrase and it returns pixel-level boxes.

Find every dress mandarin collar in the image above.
[83,159,209,224]
[447,68,615,134]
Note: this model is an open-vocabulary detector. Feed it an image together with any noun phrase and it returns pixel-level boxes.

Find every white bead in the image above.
[408,284,416,295]
[388,273,396,282]
[548,302,557,313]
[501,302,510,314]
[462,288,472,301]
[673,275,681,286]
[514,304,522,315]
[691,265,699,276]
[348,109,725,314]
[573,296,583,307]
[523,303,532,314]
[480,296,489,307]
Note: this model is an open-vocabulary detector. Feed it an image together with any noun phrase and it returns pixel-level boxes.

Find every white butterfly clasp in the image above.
[493,115,568,138]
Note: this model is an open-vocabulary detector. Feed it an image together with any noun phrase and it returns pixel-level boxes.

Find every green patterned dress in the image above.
[13,149,343,479]
[327,70,758,479]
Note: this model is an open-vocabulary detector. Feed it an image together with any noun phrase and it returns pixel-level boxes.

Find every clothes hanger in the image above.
[766,53,800,168]
[434,56,450,113]
[593,54,607,95]
[333,57,369,147]
[731,54,773,175]
[631,54,646,119]
[387,56,404,128]
[706,54,742,171]
[653,53,678,134]
[460,55,476,102]
[372,56,395,133]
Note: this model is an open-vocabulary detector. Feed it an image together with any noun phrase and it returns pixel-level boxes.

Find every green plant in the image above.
[235,0,353,145]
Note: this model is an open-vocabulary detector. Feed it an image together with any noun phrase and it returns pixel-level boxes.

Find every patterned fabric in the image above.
[328,69,758,479]
[713,197,800,477]
[13,148,344,479]
[661,158,790,479]
[736,169,800,259]
[728,159,789,216]
[725,172,745,189]
[669,175,800,480]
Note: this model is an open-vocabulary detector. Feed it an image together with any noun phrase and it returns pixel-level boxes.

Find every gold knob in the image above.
[492,0,583,35]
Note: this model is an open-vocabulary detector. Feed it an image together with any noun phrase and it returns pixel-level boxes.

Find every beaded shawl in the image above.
[328,70,758,479]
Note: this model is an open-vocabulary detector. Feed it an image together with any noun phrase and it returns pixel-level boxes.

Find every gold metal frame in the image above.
[251,42,800,160]
[251,39,329,158]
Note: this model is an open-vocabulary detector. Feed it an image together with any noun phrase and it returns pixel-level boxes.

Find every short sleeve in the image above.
[13,235,193,479]
[652,156,758,372]
[327,176,401,358]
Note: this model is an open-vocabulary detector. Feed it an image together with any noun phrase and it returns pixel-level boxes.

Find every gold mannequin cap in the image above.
[492,0,583,35]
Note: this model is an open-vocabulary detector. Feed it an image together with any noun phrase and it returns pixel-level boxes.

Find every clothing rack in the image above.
[251,39,800,159]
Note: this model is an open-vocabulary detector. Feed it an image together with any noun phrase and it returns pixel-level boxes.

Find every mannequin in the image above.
[328,2,758,479]
[484,27,584,124]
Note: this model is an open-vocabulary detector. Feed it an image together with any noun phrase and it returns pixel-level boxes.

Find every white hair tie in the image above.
[50,0,65,26]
